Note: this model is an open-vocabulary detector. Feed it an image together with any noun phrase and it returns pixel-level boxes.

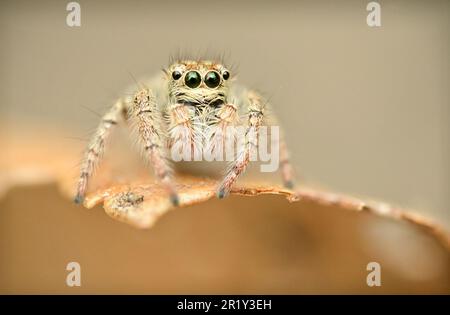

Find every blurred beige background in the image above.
[1,0,449,229]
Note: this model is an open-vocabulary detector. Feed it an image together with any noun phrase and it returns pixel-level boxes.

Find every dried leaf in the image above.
[58,169,450,250]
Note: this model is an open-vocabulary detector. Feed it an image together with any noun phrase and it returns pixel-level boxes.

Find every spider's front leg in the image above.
[132,88,179,206]
[217,93,263,198]
[216,91,296,198]
[75,99,127,204]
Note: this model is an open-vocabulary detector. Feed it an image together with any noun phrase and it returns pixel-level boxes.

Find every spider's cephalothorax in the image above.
[74,59,295,206]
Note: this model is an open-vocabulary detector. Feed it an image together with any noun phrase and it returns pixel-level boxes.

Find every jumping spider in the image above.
[75,59,295,205]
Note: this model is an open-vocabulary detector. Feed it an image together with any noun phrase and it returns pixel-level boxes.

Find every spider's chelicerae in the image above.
[75,59,295,205]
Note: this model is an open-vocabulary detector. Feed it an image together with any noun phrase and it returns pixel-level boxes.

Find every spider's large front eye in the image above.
[172,70,182,80]
[204,71,221,88]
[184,71,201,88]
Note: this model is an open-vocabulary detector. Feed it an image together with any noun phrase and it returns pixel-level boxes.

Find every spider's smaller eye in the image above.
[205,71,221,88]
[185,71,201,88]
[172,71,182,80]
[222,71,230,80]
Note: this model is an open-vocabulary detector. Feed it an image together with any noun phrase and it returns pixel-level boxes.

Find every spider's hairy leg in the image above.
[75,99,127,204]
[264,108,296,189]
[132,88,179,206]
[279,134,295,189]
[216,90,296,198]
[217,92,263,198]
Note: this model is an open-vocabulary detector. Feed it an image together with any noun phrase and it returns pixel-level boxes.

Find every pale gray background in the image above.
[1,0,449,227]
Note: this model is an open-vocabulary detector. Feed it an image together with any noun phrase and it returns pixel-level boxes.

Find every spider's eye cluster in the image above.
[171,69,230,89]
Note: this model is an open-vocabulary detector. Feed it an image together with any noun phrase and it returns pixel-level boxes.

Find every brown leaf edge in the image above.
[60,176,450,251]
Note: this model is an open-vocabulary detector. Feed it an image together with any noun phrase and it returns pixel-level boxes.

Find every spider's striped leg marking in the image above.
[75,99,126,204]
[217,93,263,198]
[133,89,179,206]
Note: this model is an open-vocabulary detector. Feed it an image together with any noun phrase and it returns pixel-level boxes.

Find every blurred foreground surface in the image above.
[0,183,448,294]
